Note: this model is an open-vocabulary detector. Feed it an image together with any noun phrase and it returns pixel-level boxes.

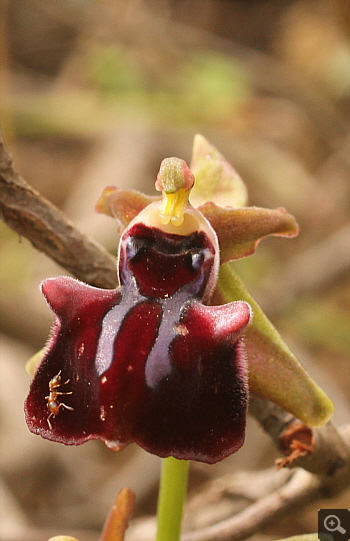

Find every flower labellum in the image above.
[95,136,334,428]
[25,158,252,464]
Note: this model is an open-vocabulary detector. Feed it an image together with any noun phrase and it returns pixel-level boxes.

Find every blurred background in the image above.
[0,0,349,540]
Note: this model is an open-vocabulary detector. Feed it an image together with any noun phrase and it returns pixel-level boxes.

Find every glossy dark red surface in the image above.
[25,223,251,463]
[119,223,216,298]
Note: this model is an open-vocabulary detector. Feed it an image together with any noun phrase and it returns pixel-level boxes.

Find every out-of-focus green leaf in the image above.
[183,53,250,123]
[282,297,350,357]
[86,44,143,95]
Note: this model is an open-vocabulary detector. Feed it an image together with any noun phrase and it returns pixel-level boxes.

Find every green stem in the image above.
[156,457,189,541]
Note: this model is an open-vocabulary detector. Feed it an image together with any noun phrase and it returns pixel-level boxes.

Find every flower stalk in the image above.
[156,457,190,541]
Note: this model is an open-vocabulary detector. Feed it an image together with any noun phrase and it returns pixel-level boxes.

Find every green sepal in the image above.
[190,134,248,208]
[214,264,334,427]
[26,347,45,379]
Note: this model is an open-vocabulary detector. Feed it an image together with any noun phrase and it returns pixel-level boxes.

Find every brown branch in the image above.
[0,132,118,289]
[183,468,320,541]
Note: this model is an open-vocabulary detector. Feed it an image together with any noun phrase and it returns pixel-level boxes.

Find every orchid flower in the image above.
[25,136,333,469]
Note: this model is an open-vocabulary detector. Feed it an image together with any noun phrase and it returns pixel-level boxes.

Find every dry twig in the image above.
[0,132,118,289]
[183,468,320,541]
[182,399,350,541]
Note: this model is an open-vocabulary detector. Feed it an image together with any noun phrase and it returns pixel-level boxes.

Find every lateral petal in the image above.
[198,203,299,264]
[96,187,157,233]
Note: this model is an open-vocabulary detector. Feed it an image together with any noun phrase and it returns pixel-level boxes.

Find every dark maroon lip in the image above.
[25,214,250,463]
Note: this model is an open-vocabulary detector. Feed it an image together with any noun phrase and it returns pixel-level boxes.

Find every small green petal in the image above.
[190,134,248,208]
[198,202,299,263]
[215,264,334,427]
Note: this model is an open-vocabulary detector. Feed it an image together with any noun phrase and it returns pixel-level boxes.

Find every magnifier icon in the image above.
[324,514,346,534]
